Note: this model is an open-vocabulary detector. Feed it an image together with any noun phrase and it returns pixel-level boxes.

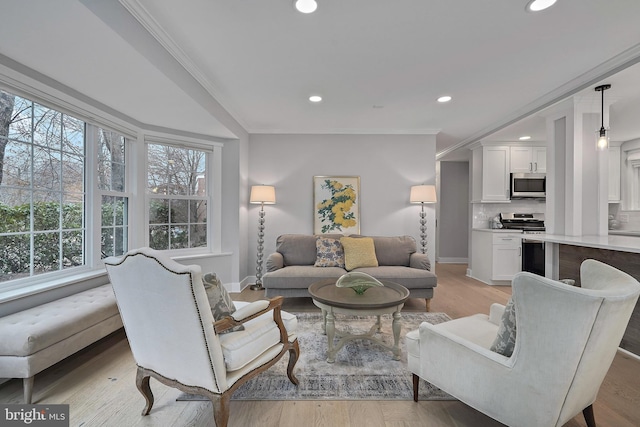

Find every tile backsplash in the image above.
[473,200,546,229]
[609,204,640,231]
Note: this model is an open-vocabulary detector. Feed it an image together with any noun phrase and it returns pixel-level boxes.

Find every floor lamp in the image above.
[250,185,276,291]
[410,185,437,254]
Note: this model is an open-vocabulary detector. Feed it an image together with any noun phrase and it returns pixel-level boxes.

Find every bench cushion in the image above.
[0,284,119,357]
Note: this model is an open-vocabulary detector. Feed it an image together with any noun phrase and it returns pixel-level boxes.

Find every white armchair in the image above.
[104,248,300,427]
[407,259,640,427]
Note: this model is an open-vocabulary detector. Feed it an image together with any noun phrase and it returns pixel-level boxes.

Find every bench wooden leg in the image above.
[425,298,431,312]
[23,376,34,404]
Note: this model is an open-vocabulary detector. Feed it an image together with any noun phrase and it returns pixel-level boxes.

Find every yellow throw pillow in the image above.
[340,237,378,271]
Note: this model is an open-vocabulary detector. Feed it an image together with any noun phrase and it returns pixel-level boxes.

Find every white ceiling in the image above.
[2,0,640,156]
[481,61,640,146]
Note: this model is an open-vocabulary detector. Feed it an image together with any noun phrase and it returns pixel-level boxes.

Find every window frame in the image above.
[144,138,221,256]
[0,91,93,290]
[85,125,133,265]
[0,78,223,298]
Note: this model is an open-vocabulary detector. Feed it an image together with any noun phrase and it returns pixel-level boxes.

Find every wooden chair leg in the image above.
[287,339,300,386]
[413,374,420,402]
[211,393,231,427]
[425,298,431,312]
[135,367,154,416]
[23,376,34,404]
[583,404,596,427]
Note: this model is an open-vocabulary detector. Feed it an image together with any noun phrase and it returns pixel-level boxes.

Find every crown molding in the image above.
[118,0,249,131]
[248,128,441,135]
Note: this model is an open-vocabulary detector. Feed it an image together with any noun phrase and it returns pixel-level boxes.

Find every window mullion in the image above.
[84,124,100,266]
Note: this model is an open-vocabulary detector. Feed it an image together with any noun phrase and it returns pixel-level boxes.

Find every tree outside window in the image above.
[0,90,85,283]
[147,143,208,250]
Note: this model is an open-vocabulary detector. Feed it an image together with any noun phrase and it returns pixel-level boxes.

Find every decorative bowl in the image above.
[335,272,384,295]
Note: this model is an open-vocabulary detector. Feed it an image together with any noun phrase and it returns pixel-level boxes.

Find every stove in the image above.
[499,213,546,276]
[499,213,545,232]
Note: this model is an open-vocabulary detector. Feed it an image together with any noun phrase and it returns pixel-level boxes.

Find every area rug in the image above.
[178,311,454,401]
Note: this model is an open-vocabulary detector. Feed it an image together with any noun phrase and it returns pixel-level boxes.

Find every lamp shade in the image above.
[250,185,276,204]
[410,185,437,203]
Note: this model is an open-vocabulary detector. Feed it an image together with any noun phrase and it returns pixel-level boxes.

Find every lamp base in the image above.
[250,283,264,291]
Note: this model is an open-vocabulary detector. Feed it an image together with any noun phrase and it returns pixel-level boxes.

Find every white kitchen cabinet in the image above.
[471,230,522,285]
[510,146,546,173]
[609,146,621,202]
[472,146,510,202]
[491,233,522,280]
[532,147,546,173]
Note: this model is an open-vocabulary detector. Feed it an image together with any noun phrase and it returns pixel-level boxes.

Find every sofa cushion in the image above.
[203,272,236,312]
[350,235,416,266]
[219,303,297,371]
[203,272,244,333]
[406,314,498,360]
[353,266,437,290]
[262,265,347,289]
[276,234,343,266]
[372,236,417,266]
[314,236,345,268]
[341,237,379,271]
[490,297,517,357]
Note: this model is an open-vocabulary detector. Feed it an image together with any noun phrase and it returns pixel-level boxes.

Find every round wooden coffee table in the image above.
[308,278,410,363]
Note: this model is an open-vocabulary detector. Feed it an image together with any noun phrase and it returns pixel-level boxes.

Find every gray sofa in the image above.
[262,234,437,310]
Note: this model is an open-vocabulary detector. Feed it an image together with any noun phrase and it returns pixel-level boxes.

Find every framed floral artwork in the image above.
[313,176,360,235]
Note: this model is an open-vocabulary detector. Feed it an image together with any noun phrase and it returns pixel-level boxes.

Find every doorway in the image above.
[438,161,470,263]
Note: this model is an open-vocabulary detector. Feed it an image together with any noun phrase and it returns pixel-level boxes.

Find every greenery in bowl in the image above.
[335,271,384,295]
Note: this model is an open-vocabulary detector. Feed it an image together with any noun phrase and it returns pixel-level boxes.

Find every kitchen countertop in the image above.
[531,233,640,254]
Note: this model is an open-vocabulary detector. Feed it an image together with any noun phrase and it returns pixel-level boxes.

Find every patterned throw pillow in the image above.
[314,237,345,268]
[490,297,517,357]
[203,272,244,333]
[340,237,379,271]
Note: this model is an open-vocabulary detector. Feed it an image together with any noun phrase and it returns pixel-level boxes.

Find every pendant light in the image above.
[595,84,611,151]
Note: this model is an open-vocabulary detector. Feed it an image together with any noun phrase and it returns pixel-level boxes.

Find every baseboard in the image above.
[466,272,512,286]
[437,257,468,264]
[238,276,255,292]
[618,346,640,361]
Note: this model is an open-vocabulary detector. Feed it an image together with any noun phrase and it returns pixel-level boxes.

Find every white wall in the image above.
[246,133,437,281]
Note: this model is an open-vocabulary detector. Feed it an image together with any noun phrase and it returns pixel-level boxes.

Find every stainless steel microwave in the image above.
[510,173,546,199]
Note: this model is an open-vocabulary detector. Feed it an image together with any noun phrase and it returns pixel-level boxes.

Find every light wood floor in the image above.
[1,263,638,426]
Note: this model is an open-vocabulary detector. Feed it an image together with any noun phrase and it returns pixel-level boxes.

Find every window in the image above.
[96,128,128,258]
[147,143,208,250]
[0,90,85,283]
[0,85,217,290]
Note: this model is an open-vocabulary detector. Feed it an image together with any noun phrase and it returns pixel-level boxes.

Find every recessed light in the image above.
[437,96,452,103]
[295,0,317,14]
[309,95,322,103]
[526,0,557,12]
[519,136,532,141]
